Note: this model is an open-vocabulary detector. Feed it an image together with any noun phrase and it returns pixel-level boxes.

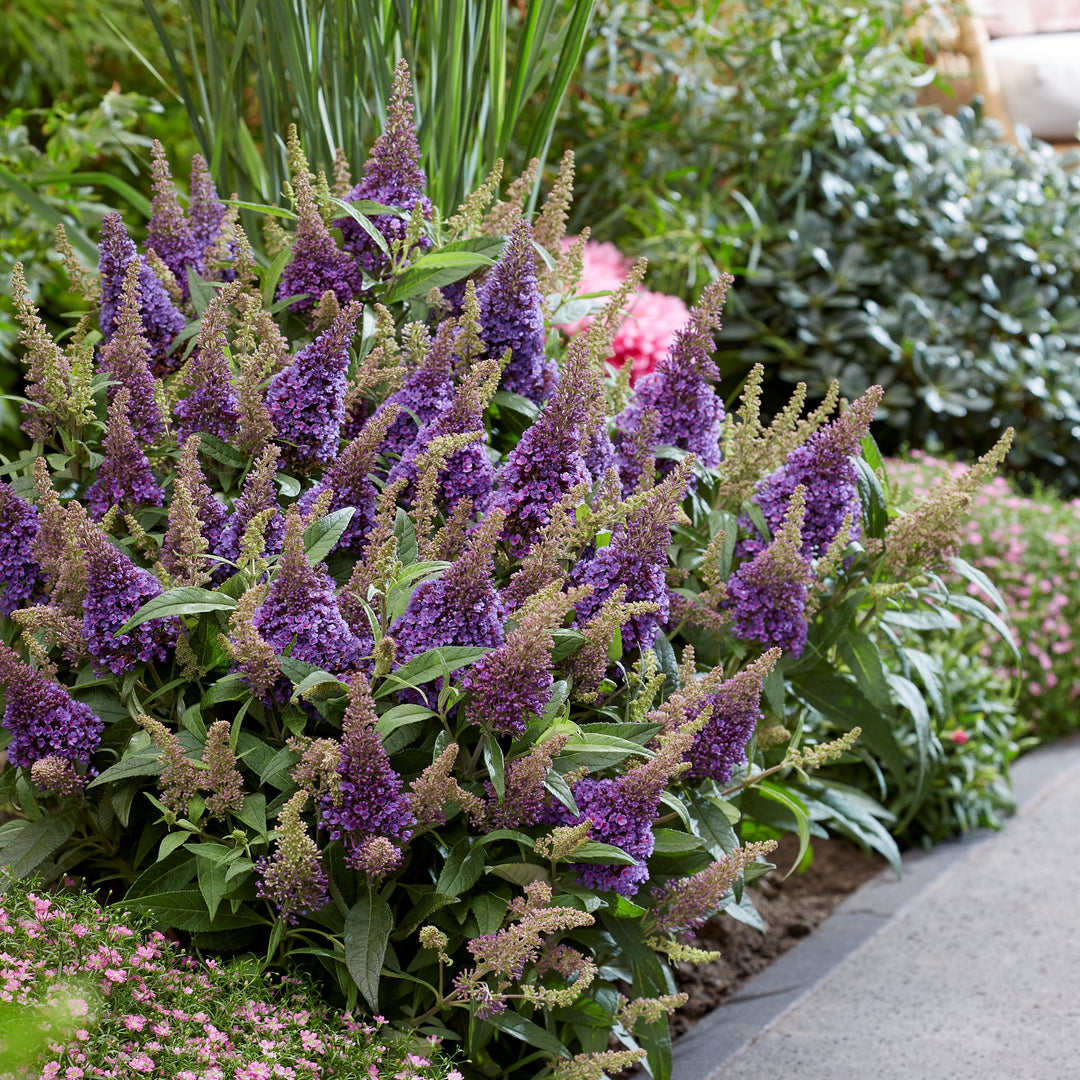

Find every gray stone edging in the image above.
[665,733,1080,1080]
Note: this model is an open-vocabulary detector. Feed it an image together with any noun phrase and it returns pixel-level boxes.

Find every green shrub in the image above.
[0,80,1015,1077]
[555,0,1080,492]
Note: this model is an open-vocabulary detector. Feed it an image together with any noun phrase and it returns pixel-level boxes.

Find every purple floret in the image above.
[336,60,433,278]
[98,212,187,374]
[392,515,505,664]
[614,276,732,490]
[85,392,164,519]
[477,221,556,404]
[251,513,369,676]
[145,141,203,299]
[549,776,653,898]
[0,482,42,617]
[738,387,884,560]
[0,644,103,769]
[83,532,178,675]
[491,341,596,555]
[727,552,811,658]
[266,304,362,465]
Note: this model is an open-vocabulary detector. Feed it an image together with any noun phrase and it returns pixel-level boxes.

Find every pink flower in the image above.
[127,1055,155,1075]
[124,1014,146,1032]
[950,730,969,746]
[556,239,689,382]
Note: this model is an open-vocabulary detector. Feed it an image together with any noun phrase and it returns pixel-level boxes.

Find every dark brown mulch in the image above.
[671,833,887,1036]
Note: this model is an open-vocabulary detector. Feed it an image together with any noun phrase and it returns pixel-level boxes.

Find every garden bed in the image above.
[672,834,886,1036]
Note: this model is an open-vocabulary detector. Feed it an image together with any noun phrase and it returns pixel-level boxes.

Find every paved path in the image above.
[673,736,1080,1080]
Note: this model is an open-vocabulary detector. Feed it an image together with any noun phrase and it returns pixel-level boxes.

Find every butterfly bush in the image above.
[0,70,1015,1078]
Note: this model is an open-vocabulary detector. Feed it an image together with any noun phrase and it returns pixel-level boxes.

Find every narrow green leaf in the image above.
[486,1010,570,1057]
[375,646,490,698]
[484,738,506,802]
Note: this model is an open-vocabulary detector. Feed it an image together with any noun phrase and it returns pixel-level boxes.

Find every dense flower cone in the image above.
[85,390,164,519]
[685,650,779,783]
[83,529,178,675]
[614,275,732,489]
[373,319,458,460]
[0,645,104,769]
[0,481,42,618]
[277,161,364,315]
[97,261,166,445]
[145,141,203,299]
[728,488,813,657]
[740,386,884,560]
[478,220,556,403]
[571,461,693,652]
[98,212,186,372]
[337,59,433,277]
[319,673,414,876]
[250,510,368,676]
[266,302,363,465]
[491,340,596,555]
[215,446,285,568]
[392,511,506,663]
[173,295,241,444]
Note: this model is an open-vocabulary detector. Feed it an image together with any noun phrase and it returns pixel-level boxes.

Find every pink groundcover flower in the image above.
[557,239,690,383]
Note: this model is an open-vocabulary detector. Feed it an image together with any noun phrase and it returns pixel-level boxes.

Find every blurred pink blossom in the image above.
[556,239,690,383]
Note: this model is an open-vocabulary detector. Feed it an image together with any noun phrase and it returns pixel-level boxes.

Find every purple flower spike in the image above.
[83,529,178,675]
[215,445,284,568]
[739,386,884,560]
[145,141,202,298]
[614,274,733,488]
[0,644,103,769]
[571,459,693,653]
[173,293,241,444]
[98,212,186,373]
[548,726,694,897]
[97,261,166,445]
[685,650,779,784]
[187,153,228,259]
[0,482,41,617]
[478,220,556,404]
[266,302,363,466]
[319,672,414,874]
[387,359,496,516]
[85,389,164,519]
[297,405,401,553]
[277,160,365,316]
[392,509,506,664]
[251,508,368,676]
[492,339,598,554]
[727,488,813,658]
[373,319,458,462]
[337,59,433,278]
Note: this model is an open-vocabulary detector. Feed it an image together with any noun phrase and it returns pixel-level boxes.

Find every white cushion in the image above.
[988,32,1080,140]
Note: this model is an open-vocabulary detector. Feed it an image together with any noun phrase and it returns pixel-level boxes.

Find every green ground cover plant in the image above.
[0,63,1017,1077]
[555,0,1080,493]
[0,875,462,1079]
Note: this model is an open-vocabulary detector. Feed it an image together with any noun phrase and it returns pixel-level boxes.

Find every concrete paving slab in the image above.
[671,735,1080,1080]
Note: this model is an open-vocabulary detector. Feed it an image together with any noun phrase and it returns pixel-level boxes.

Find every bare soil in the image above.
[671,834,886,1035]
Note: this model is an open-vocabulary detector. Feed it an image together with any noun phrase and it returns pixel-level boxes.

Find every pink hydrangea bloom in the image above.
[556,239,690,383]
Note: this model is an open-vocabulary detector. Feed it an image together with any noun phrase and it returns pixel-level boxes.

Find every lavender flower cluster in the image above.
[1,65,949,1070]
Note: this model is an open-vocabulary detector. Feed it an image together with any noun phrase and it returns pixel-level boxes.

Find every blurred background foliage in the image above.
[551,0,1080,494]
